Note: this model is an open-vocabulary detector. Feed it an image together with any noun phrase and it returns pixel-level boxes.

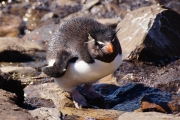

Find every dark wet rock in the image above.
[117,5,180,66]
[118,112,180,120]
[73,83,172,111]
[99,83,171,111]
[0,37,45,62]
[115,60,180,113]
[0,89,34,120]
[155,0,180,14]
[0,14,23,37]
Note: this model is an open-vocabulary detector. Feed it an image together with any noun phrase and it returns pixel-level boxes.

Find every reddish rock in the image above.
[117,5,180,66]
[142,101,169,113]
[141,93,180,114]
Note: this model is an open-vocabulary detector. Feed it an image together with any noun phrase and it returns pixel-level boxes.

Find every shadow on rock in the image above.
[0,51,33,62]
[0,71,24,106]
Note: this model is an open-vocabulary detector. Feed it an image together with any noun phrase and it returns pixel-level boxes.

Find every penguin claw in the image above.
[73,100,99,109]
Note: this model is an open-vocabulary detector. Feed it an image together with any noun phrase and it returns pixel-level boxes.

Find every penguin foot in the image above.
[71,89,88,109]
[84,84,104,100]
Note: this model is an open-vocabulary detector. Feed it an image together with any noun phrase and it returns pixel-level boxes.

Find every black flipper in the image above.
[42,50,77,78]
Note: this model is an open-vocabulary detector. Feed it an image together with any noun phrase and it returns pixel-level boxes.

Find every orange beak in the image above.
[106,43,113,53]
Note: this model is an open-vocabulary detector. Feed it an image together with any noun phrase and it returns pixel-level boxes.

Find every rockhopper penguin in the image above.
[42,17,122,108]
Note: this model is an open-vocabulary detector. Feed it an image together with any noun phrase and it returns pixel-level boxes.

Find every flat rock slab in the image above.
[60,107,124,120]
[60,107,180,120]
[118,112,180,120]
[29,107,61,120]
[0,37,45,62]
[24,82,74,108]
[117,4,180,65]
[0,66,36,77]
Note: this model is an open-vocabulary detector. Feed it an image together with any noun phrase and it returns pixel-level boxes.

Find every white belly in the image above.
[54,54,122,91]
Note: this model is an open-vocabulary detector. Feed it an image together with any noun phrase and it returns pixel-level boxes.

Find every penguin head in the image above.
[87,28,118,58]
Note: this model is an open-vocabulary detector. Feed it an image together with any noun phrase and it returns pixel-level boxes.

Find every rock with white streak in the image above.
[117,5,180,66]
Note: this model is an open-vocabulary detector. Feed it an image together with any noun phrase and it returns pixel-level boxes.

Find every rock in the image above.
[116,60,180,93]
[81,0,99,11]
[117,5,180,66]
[29,107,61,120]
[141,94,172,113]
[51,0,79,6]
[0,14,23,37]
[168,95,180,114]
[97,83,171,111]
[8,3,29,17]
[152,59,180,93]
[0,66,36,77]
[0,71,24,106]
[60,107,123,120]
[0,37,45,62]
[115,60,180,114]
[50,0,81,19]
[0,89,34,120]
[96,18,119,27]
[23,24,58,42]
[23,1,51,31]
[155,0,180,14]
[118,112,180,120]
[24,82,74,108]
